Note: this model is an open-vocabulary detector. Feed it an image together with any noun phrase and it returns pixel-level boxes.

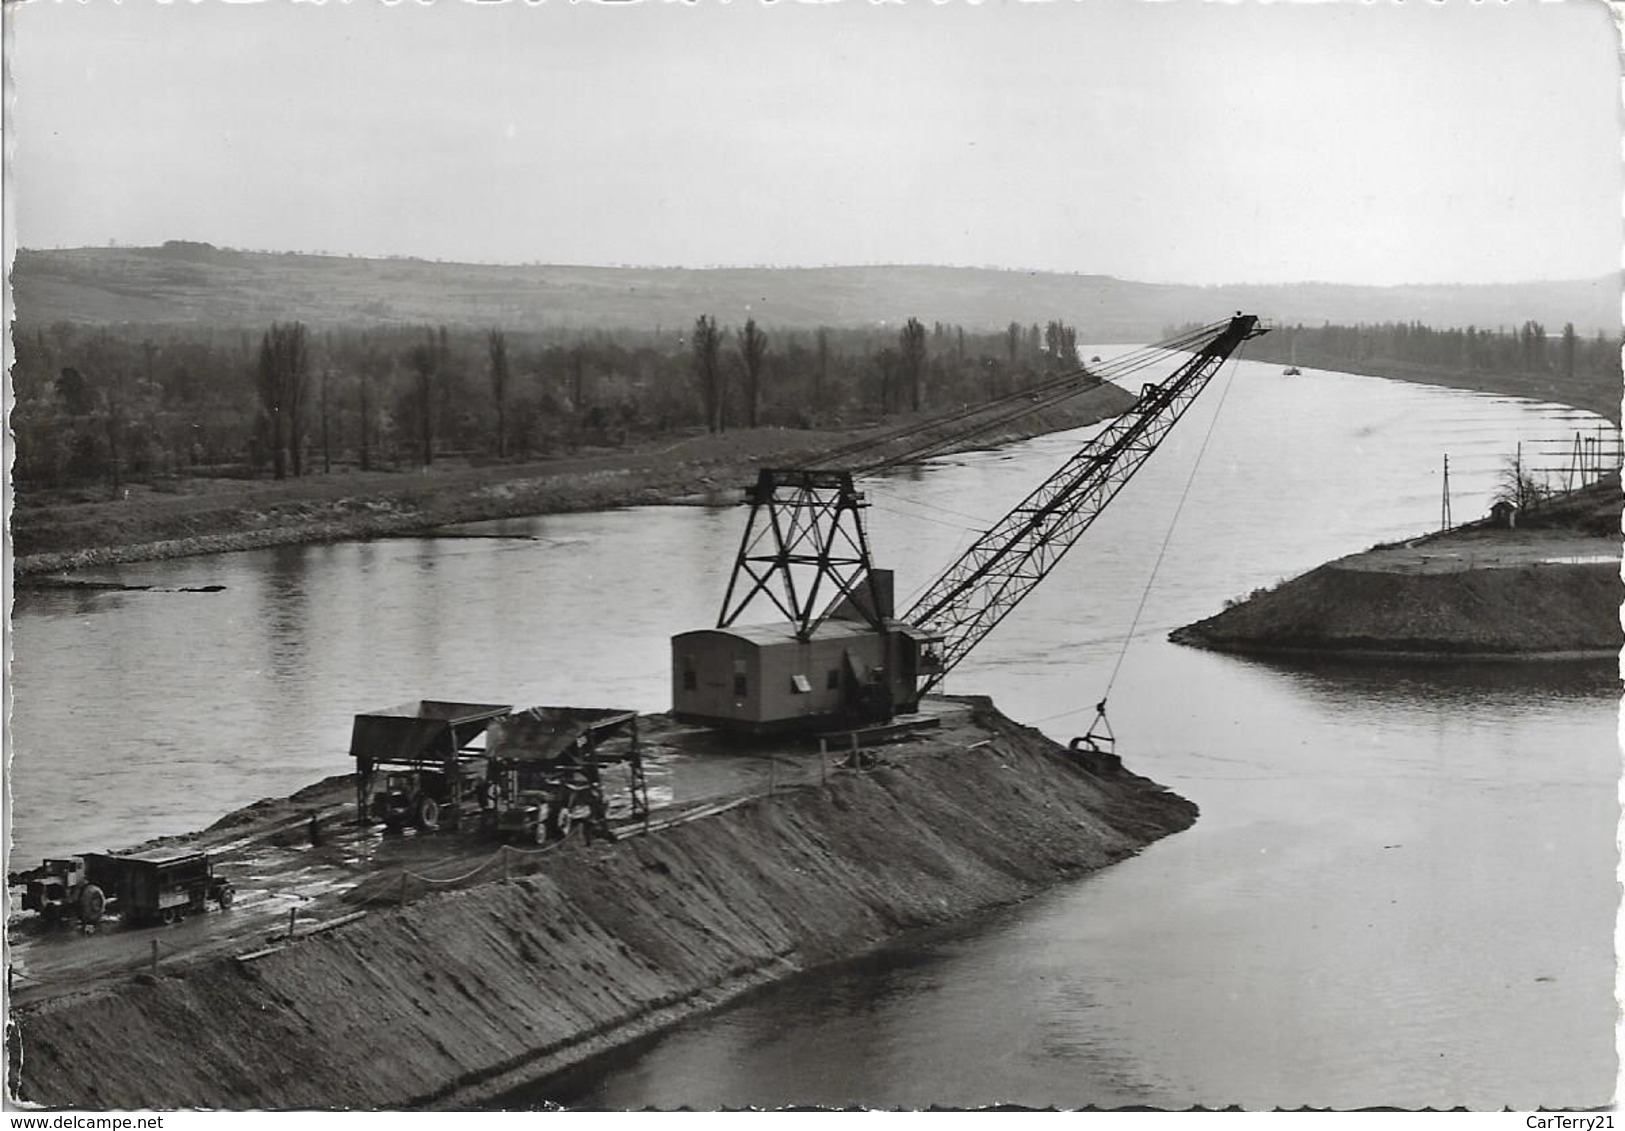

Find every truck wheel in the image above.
[415,795,440,832]
[41,905,60,928]
[548,804,572,841]
[78,885,106,924]
[218,885,235,909]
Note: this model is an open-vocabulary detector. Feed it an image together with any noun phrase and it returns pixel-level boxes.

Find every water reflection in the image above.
[262,545,312,683]
[1231,652,1619,712]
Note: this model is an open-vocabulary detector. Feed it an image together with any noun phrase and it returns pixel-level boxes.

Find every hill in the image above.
[12,244,1621,338]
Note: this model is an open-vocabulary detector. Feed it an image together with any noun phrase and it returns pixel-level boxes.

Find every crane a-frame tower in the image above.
[670,314,1267,734]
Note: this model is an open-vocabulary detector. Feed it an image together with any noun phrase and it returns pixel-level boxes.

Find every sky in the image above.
[5,0,1622,287]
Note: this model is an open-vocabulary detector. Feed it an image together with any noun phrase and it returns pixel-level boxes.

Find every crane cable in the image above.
[1038,340,1252,734]
[805,323,1230,475]
[848,326,1227,474]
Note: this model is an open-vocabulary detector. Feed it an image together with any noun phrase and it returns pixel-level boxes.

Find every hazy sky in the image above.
[6,0,1621,286]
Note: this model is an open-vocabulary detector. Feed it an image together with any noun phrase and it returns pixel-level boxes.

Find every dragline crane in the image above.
[905,313,1265,692]
[670,314,1267,734]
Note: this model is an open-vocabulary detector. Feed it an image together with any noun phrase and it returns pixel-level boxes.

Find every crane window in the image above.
[826,669,840,690]
[790,674,812,694]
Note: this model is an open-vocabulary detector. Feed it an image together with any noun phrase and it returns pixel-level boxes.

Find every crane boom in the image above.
[905,314,1266,692]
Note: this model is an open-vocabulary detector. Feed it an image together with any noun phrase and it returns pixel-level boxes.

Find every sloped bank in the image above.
[1170,553,1622,658]
[11,702,1195,1110]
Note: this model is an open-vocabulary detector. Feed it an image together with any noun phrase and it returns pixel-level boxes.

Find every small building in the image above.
[1489,499,1518,529]
[672,570,942,735]
[671,619,937,734]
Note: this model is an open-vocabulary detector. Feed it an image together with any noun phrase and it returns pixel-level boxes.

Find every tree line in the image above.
[1250,319,1621,384]
[10,316,1090,492]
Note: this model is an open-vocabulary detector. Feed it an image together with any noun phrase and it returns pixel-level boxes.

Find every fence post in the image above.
[504,849,511,885]
[819,738,827,786]
[150,939,160,973]
[399,872,409,907]
[288,907,297,941]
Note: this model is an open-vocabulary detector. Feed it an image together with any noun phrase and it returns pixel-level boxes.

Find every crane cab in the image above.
[671,619,939,735]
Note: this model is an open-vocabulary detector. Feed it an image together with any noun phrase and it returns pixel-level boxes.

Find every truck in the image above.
[349,700,512,834]
[494,789,551,845]
[370,769,455,832]
[494,770,605,845]
[12,848,234,929]
[486,707,647,844]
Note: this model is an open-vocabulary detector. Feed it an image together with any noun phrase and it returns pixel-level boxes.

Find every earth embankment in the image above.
[1171,522,1622,658]
[11,702,1195,1110]
[12,384,1133,577]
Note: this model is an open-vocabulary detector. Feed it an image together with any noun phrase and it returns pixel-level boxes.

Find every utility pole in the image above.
[1440,453,1452,532]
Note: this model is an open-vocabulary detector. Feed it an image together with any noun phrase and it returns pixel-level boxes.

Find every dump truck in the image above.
[494,769,606,844]
[349,700,512,834]
[486,706,648,844]
[12,848,234,929]
[370,769,457,832]
[495,790,551,845]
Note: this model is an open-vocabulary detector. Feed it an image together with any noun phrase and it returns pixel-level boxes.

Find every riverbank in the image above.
[1170,479,1622,657]
[9,699,1195,1109]
[11,384,1134,577]
[1243,344,1620,425]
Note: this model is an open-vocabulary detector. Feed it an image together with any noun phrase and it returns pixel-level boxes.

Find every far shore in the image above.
[11,384,1135,576]
[12,356,1618,579]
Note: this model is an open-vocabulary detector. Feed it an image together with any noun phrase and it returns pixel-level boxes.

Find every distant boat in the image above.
[1284,365,1301,376]
[1090,355,1101,362]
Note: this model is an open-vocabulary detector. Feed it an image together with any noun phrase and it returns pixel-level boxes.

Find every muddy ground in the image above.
[9,698,1195,1110]
[5,707,906,1012]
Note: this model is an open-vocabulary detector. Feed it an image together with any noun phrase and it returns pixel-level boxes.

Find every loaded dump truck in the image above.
[12,848,234,929]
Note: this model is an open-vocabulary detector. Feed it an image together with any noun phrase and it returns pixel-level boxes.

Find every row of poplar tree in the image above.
[9,316,1090,491]
[1254,319,1621,381]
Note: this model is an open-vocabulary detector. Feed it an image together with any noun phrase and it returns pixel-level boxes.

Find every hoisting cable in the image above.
[842,327,1226,474]
[804,323,1229,475]
[1086,341,1252,740]
[1028,336,1254,739]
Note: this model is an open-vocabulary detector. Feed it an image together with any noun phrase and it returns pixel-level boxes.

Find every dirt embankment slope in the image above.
[12,385,1133,577]
[1171,482,1622,657]
[11,703,1195,1110]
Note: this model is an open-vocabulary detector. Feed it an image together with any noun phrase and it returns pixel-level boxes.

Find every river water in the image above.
[9,358,1620,1109]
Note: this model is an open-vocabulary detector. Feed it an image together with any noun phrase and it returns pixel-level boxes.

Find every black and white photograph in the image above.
[3,0,1621,1114]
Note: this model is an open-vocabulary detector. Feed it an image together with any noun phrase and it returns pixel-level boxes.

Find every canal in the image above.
[11,358,1618,1108]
